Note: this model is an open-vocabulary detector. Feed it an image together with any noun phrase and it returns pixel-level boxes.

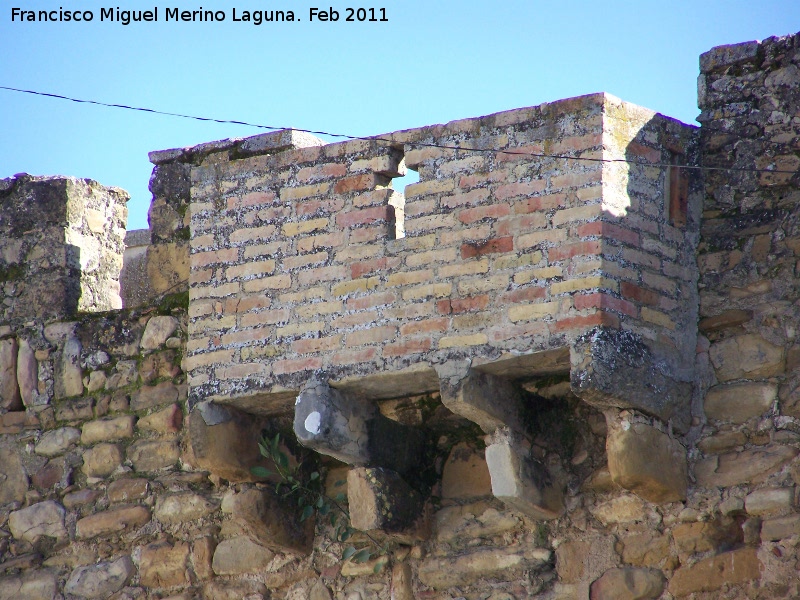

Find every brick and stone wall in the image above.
[0,30,799,600]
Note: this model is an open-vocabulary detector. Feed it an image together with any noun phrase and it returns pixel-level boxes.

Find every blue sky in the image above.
[1,1,798,231]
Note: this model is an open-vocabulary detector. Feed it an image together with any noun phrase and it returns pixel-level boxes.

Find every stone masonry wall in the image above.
[0,175,128,324]
[0,31,799,600]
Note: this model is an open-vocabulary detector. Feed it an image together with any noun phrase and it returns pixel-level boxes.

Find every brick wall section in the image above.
[0,175,128,323]
[175,93,699,410]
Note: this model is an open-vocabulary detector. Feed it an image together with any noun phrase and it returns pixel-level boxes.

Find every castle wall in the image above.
[0,30,798,600]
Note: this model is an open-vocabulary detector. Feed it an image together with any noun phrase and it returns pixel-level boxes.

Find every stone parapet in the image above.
[0,175,128,324]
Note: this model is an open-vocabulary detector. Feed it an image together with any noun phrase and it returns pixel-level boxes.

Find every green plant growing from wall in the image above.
[250,433,388,572]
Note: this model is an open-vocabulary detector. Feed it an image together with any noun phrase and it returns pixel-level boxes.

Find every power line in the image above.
[1,85,797,175]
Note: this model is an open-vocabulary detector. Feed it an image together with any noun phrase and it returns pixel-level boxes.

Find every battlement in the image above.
[164,93,701,428]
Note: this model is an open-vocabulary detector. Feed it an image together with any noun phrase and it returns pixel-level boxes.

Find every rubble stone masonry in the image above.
[0,30,798,600]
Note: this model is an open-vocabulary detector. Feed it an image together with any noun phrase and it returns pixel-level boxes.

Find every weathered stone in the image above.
[704,382,777,423]
[55,396,94,421]
[221,488,312,554]
[105,360,137,390]
[709,334,784,382]
[671,519,741,555]
[191,536,216,581]
[75,504,151,538]
[139,349,180,383]
[65,556,135,599]
[0,553,42,572]
[211,538,274,575]
[145,242,189,296]
[55,336,83,399]
[435,502,521,543]
[390,563,413,600]
[8,500,67,542]
[294,379,426,476]
[0,569,58,600]
[606,420,687,502]
[82,443,123,477]
[348,467,424,532]
[619,533,671,567]
[155,492,215,524]
[127,438,180,471]
[81,415,135,445]
[35,426,80,457]
[16,338,37,408]
[418,546,551,589]
[570,328,692,432]
[85,370,106,393]
[696,430,747,454]
[63,488,101,510]
[0,338,21,410]
[695,445,798,488]
[667,548,761,596]
[556,536,618,585]
[141,316,179,350]
[189,401,268,482]
[591,495,650,526]
[130,381,182,411]
[31,460,65,490]
[0,445,29,504]
[137,403,183,434]
[107,478,149,503]
[745,487,794,516]
[438,370,525,434]
[138,540,190,588]
[441,442,492,499]
[590,568,664,600]
[485,427,563,519]
[202,580,267,600]
[698,309,752,333]
[760,514,800,541]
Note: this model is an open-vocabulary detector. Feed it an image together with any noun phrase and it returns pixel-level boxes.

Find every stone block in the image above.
[145,241,189,295]
[65,556,134,599]
[55,335,83,399]
[8,500,67,543]
[745,487,794,516]
[131,381,182,411]
[189,401,267,482]
[0,337,21,410]
[141,315,179,350]
[485,428,564,519]
[202,580,267,600]
[704,382,777,423]
[138,540,190,588]
[606,419,687,502]
[435,502,521,543]
[591,495,649,526]
[294,379,426,476]
[107,478,149,503]
[695,445,798,488]
[441,442,492,499]
[671,519,741,555]
[81,415,136,445]
[35,426,80,457]
[137,403,183,434]
[761,514,800,541]
[191,536,216,581]
[16,338,38,408]
[555,536,618,585]
[348,467,424,532]
[211,538,274,575]
[127,439,180,471]
[438,370,525,434]
[0,569,58,600]
[418,546,551,589]
[590,568,665,600]
[709,334,784,382]
[0,445,30,504]
[222,488,313,554]
[619,532,671,567]
[82,443,123,477]
[571,328,692,432]
[75,505,151,538]
[155,492,216,524]
[667,548,761,597]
